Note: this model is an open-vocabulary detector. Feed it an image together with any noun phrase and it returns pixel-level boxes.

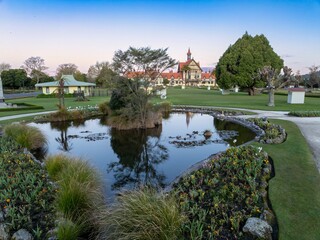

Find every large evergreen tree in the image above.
[216,33,284,95]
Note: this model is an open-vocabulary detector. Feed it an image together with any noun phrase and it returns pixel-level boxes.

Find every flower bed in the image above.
[249,118,286,144]
[0,137,56,239]
[173,145,273,239]
[288,110,320,117]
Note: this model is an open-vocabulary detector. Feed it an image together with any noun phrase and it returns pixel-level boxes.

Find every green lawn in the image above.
[254,120,320,240]
[163,88,320,111]
[0,96,108,118]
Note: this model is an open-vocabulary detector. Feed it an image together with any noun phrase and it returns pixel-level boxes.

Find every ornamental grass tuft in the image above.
[3,123,47,150]
[45,154,105,239]
[96,188,185,240]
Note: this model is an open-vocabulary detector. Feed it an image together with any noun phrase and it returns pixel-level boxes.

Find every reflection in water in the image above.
[108,125,168,190]
[185,112,194,127]
[214,118,256,145]
[50,121,72,152]
[50,120,85,152]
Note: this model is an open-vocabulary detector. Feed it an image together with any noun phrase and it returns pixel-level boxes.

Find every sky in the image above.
[0,0,319,75]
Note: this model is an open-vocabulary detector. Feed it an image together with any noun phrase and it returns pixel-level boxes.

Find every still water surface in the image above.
[30,113,255,200]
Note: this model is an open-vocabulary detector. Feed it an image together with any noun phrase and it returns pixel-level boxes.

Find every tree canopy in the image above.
[56,63,78,79]
[21,56,48,84]
[112,46,177,86]
[215,33,284,95]
[1,69,31,89]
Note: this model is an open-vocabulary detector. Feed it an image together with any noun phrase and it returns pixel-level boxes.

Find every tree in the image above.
[111,47,177,128]
[73,70,87,82]
[21,57,48,84]
[307,65,320,88]
[56,63,78,79]
[258,66,294,106]
[216,33,284,95]
[30,70,54,84]
[1,69,30,89]
[0,63,11,73]
[87,62,110,83]
[113,46,177,86]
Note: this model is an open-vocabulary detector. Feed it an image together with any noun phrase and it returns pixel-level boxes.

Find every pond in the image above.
[30,112,256,201]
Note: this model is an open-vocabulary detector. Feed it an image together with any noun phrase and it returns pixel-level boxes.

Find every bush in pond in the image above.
[0,137,56,239]
[173,145,272,240]
[3,123,47,150]
[96,188,185,240]
[45,155,104,239]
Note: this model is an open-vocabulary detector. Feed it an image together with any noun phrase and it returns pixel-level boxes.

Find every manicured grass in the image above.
[0,96,108,118]
[253,120,320,240]
[162,88,320,111]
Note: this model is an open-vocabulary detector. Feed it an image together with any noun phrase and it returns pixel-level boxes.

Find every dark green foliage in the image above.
[216,33,284,94]
[1,69,32,89]
[288,110,320,117]
[0,137,56,239]
[109,77,131,111]
[36,93,73,98]
[173,146,271,240]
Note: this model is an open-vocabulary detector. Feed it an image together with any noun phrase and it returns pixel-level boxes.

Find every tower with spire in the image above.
[187,48,191,61]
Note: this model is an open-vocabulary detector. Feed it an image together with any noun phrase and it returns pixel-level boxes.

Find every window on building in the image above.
[46,87,49,94]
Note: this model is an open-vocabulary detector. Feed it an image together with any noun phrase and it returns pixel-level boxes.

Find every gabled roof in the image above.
[178,59,202,72]
[35,75,96,87]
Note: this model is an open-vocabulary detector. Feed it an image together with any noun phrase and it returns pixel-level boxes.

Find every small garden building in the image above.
[35,75,96,97]
[287,88,305,104]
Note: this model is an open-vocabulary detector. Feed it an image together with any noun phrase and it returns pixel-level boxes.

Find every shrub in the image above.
[3,123,47,150]
[98,101,111,115]
[288,110,320,117]
[96,188,185,240]
[37,93,74,98]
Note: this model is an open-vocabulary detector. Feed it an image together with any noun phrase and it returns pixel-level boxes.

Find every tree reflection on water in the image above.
[50,120,85,152]
[108,125,168,190]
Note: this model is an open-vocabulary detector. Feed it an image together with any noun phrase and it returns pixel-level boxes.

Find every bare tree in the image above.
[308,65,320,88]
[259,66,293,107]
[56,63,78,79]
[0,63,11,73]
[21,57,48,84]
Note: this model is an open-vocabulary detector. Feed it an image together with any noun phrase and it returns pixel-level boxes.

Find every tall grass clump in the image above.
[45,154,105,239]
[96,188,185,240]
[98,101,111,115]
[3,123,47,150]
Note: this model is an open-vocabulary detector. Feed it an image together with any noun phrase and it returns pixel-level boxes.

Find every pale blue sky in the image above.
[0,0,319,74]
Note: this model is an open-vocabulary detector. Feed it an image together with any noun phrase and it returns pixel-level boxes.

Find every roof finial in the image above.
[187,48,191,60]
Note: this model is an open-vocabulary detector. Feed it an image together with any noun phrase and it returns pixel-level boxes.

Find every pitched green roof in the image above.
[35,75,96,87]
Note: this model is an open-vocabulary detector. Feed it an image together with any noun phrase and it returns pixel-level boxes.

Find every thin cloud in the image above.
[281,54,294,58]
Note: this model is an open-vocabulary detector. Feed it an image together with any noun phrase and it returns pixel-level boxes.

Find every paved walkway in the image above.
[1,108,319,172]
[238,109,320,172]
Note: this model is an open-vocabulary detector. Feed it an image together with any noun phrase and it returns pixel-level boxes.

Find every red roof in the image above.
[288,88,305,92]
[161,72,182,79]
